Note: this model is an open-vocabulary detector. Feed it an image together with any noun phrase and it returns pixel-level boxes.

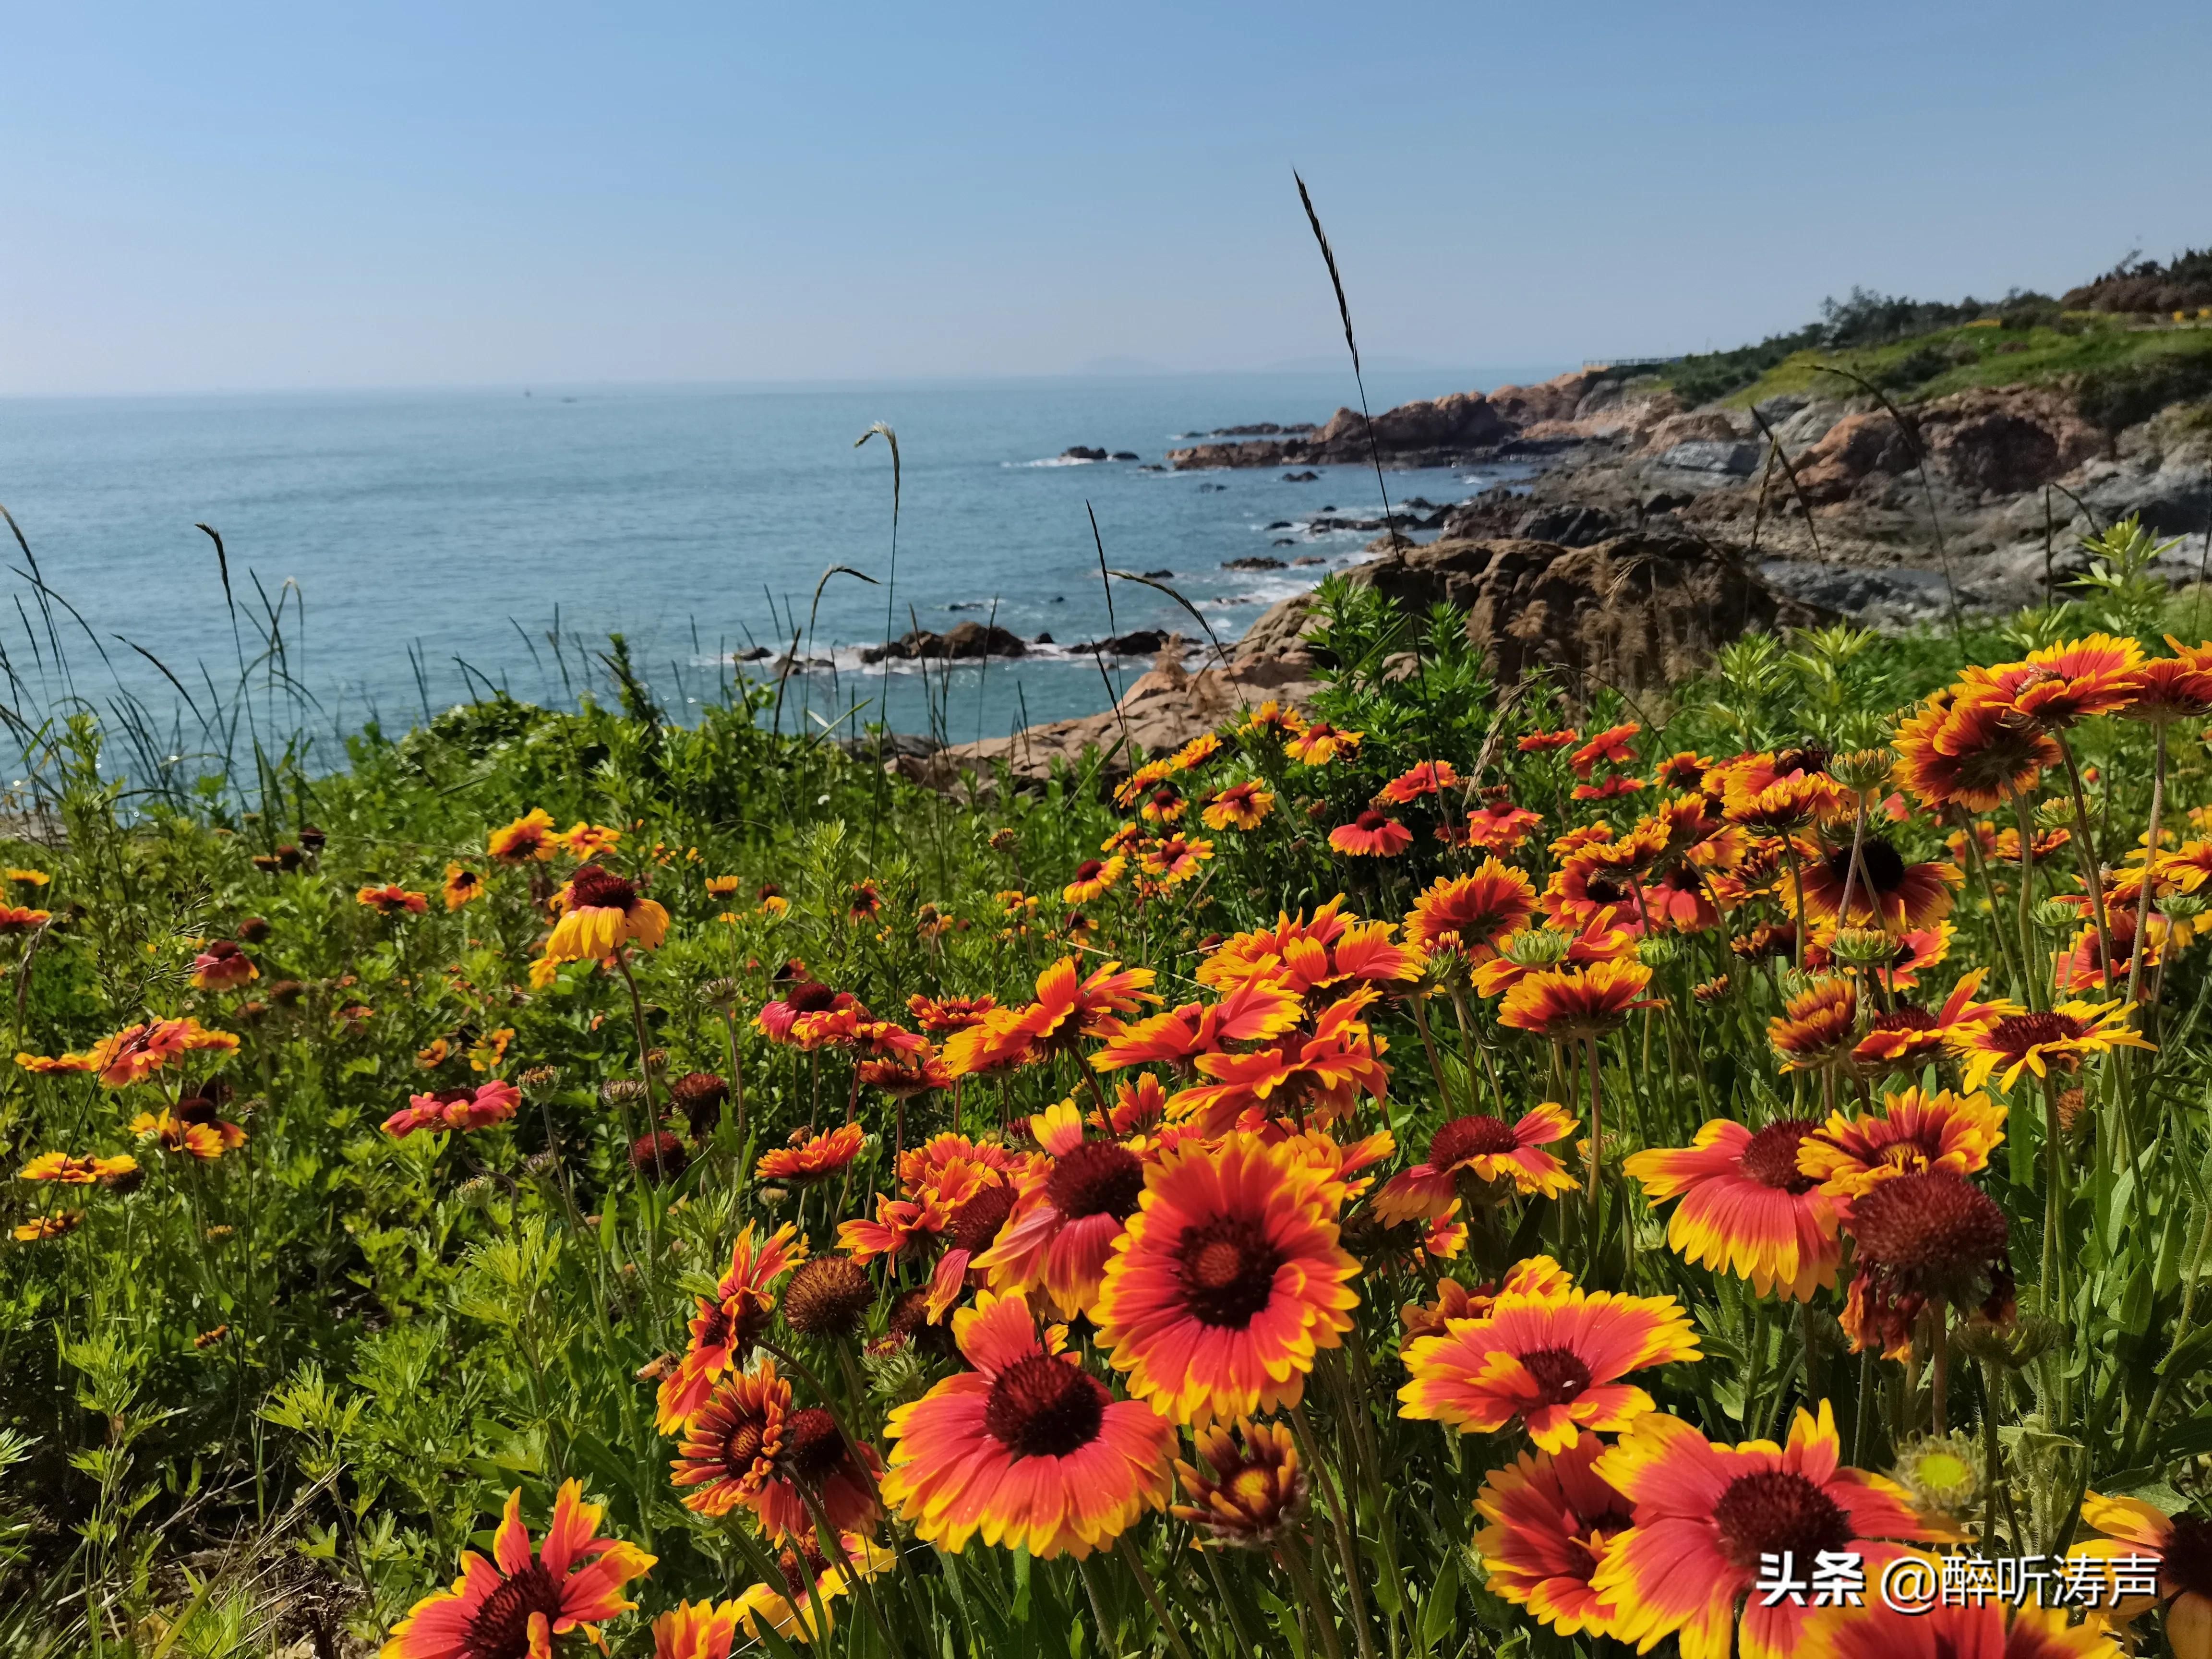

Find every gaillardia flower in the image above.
[1839,1171,2012,1358]
[1473,1436,1634,1640]
[1329,810,1413,858]
[1798,1086,2006,1202]
[1950,998,2153,1092]
[1372,1105,1579,1223]
[1591,1402,1938,1659]
[1399,1281,1699,1450]
[1404,861,1539,958]
[2068,1493,2212,1657]
[879,1290,1174,1558]
[379,1479,654,1659]
[1094,1134,1360,1425]
[1792,836,1960,930]
[487,807,558,863]
[1170,1417,1309,1547]
[1499,960,1660,1041]
[546,865,670,962]
[1624,1118,1844,1300]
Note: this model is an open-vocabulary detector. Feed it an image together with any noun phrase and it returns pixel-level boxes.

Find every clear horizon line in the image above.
[0,357,1585,405]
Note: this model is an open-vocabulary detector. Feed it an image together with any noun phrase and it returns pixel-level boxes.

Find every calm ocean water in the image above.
[0,371,1557,749]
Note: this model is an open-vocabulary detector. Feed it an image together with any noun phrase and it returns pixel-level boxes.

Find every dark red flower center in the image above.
[1870,1007,1938,1036]
[1175,1214,1283,1328]
[1740,1121,1821,1194]
[1046,1141,1146,1223]
[2164,1515,2212,1601]
[776,1541,830,1598]
[984,1354,1109,1458]
[1711,1469,1854,1572]
[1072,860,1106,883]
[720,1413,768,1471]
[781,1256,873,1336]
[1823,836,1906,893]
[1153,788,1180,808]
[1518,1346,1594,1407]
[785,982,839,1015]
[1582,871,1631,904]
[1355,810,1390,832]
[1848,1172,2008,1282]
[1990,1010,2089,1054]
[1429,1114,1521,1168]
[1774,745,1831,778]
[463,1560,565,1659]
[951,1183,1017,1254]
[568,864,637,912]
[778,1407,851,1484]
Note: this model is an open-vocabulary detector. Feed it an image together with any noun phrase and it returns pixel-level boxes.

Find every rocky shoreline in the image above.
[890,358,2212,787]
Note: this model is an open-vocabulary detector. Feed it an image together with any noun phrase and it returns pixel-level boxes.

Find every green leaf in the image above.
[1419,1549,1463,1655]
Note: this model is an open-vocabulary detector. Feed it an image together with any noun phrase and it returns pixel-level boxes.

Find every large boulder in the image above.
[1235,530,1829,693]
[862,621,1027,663]
[1788,386,2102,504]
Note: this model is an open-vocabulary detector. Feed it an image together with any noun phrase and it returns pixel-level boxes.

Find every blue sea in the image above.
[0,370,1560,752]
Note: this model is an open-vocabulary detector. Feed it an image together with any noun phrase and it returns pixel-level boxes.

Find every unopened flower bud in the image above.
[1502,927,1573,968]
[2031,899,2081,932]
[1831,927,1898,968]
[1829,747,1895,793]
[2035,798,2076,830]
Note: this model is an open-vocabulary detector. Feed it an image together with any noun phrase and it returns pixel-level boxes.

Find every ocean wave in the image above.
[1002,455,1105,469]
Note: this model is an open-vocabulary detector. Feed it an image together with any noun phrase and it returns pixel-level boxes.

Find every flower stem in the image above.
[1118,1535,1199,1659]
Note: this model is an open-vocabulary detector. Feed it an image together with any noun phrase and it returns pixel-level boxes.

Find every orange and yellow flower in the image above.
[1403,861,1539,960]
[1463,798,1543,852]
[1498,960,1659,1041]
[1094,1134,1360,1425]
[1799,1086,2007,1202]
[1816,1592,2119,1659]
[655,1224,807,1431]
[1955,633,2145,731]
[1285,720,1361,766]
[18,1151,137,1185]
[2068,1493,2212,1657]
[379,1480,654,1659]
[487,807,558,863]
[1767,975,1860,1072]
[356,884,429,916]
[1062,856,1125,904]
[1201,780,1274,831]
[1399,1281,1700,1450]
[1624,1118,1844,1300]
[880,1289,1174,1558]
[1790,836,1960,930]
[1379,760,1460,804]
[442,864,483,911]
[1950,998,2153,1092]
[1169,1417,1309,1547]
[546,864,670,962]
[190,940,257,990]
[757,1124,866,1185]
[1329,810,1413,857]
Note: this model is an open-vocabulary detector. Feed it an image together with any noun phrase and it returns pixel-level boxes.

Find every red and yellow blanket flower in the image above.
[1839,1170,2013,1359]
[1372,1104,1579,1223]
[131,1106,246,1161]
[1499,959,1660,1041]
[1954,632,2145,731]
[356,884,429,915]
[1893,689,2061,813]
[379,1479,654,1659]
[668,1358,790,1517]
[1398,1279,1699,1450]
[1767,976,1860,1072]
[1061,855,1124,904]
[1200,779,1274,831]
[1589,1401,1941,1659]
[1285,719,1360,765]
[756,1123,866,1185]
[1472,1435,1635,1640]
[1789,836,1960,931]
[1462,797,1543,852]
[1329,809,1413,857]
[19,1151,137,1185]
[667,1532,895,1649]
[946,956,1157,1074]
[973,1112,1146,1318]
[190,939,257,990]
[441,864,483,911]
[1815,1591,2119,1659]
[1403,860,1539,959]
[1949,998,2153,1092]
[655,1223,806,1432]
[486,807,558,863]
[383,1079,521,1139]
[1847,965,2007,1073]
[2067,1493,2212,1657]
[1165,990,1388,1136]
[880,1289,1174,1559]
[1624,1118,1845,1300]
[84,1017,237,1089]
[1569,722,1639,778]
[1094,1133,1360,1425]
[545,864,669,962]
[1798,1085,2006,1202]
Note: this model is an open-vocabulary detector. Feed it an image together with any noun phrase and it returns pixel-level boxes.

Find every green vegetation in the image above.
[11,521,2212,1657]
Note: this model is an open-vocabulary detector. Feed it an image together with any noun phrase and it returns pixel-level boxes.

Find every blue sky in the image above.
[2,1,2205,394]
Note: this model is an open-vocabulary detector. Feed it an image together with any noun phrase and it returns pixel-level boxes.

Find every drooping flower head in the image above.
[379,1479,655,1659]
[879,1290,1174,1558]
[1330,810,1413,858]
[1094,1134,1361,1425]
[1399,1281,1701,1450]
[1380,760,1461,804]
[1792,836,1960,930]
[654,1224,807,1431]
[1499,960,1660,1042]
[1767,976,1860,1073]
[546,865,670,962]
[383,1080,522,1139]
[1624,1118,1844,1300]
[1893,691,2060,812]
[1463,798,1543,852]
[1403,861,1539,960]
[1590,1403,1940,1659]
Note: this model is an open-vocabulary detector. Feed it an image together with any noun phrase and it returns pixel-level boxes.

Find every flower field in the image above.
[14,519,2212,1658]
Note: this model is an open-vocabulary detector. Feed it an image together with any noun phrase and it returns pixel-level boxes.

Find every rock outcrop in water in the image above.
[1166,370,1607,470]
[862,622,1027,663]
